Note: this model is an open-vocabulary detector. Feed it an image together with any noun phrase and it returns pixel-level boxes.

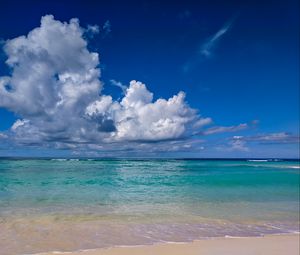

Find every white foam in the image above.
[247,160,269,162]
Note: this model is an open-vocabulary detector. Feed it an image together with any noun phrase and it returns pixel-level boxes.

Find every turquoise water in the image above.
[0,159,299,254]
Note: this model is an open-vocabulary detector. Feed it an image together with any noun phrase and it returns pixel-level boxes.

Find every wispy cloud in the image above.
[183,16,236,73]
[110,79,127,94]
[215,131,299,153]
[228,138,249,152]
[241,132,300,144]
[86,24,99,36]
[203,123,248,135]
[222,132,300,152]
[102,20,111,37]
[200,20,233,58]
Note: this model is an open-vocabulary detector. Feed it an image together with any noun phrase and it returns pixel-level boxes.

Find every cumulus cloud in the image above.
[0,15,210,151]
[0,15,101,117]
[85,80,209,142]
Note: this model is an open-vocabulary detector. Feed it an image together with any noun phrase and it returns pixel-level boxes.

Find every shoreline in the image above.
[32,233,300,255]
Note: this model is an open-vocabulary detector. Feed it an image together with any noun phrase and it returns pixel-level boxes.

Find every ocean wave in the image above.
[16,228,300,255]
[247,160,270,162]
[50,158,81,162]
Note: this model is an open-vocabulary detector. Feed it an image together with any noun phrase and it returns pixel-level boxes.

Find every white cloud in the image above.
[110,79,127,94]
[87,24,99,35]
[203,123,248,135]
[242,132,299,144]
[11,119,29,131]
[0,132,7,139]
[86,80,209,142]
[228,138,249,152]
[0,15,210,151]
[215,135,249,152]
[200,20,233,57]
[183,18,235,73]
[219,132,300,153]
[102,20,111,37]
[70,138,205,157]
[0,15,100,118]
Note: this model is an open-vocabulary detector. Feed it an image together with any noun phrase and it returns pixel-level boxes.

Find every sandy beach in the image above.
[40,234,299,255]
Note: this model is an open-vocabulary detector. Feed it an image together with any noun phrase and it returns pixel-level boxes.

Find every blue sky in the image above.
[0,0,299,158]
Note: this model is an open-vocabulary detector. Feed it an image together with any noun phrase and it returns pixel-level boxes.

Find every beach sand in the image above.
[41,234,299,255]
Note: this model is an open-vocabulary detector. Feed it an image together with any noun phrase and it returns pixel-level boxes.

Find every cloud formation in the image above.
[0,15,210,150]
[0,132,7,139]
[102,20,111,37]
[110,79,127,94]
[227,138,249,152]
[213,131,300,154]
[238,132,300,144]
[200,20,233,57]
[183,17,235,73]
[203,123,248,135]
[0,15,101,116]
[86,80,211,142]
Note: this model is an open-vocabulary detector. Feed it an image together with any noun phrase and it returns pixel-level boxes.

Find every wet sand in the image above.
[41,234,299,255]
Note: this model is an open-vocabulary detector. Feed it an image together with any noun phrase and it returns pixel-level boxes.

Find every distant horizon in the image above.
[0,156,299,160]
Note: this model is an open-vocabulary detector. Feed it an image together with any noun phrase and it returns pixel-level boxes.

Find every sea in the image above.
[0,158,299,254]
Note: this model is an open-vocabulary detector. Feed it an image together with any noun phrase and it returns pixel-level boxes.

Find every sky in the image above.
[0,0,299,158]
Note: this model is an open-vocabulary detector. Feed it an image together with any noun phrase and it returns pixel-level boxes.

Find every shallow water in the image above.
[0,159,299,254]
